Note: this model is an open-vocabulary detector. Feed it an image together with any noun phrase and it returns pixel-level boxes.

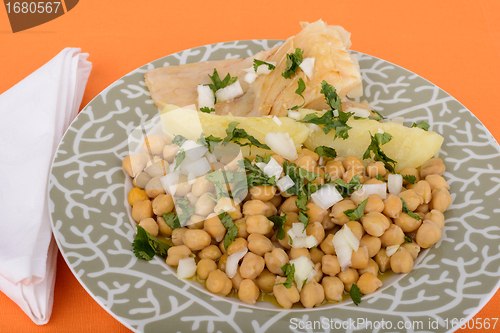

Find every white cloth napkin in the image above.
[0,48,92,325]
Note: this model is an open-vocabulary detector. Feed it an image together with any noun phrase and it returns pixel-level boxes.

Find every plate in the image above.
[49,40,500,333]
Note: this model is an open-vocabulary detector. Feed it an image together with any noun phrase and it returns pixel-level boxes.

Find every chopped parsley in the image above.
[205,68,238,103]
[375,174,387,182]
[242,157,277,188]
[400,198,421,220]
[411,120,430,131]
[133,226,171,261]
[402,174,417,184]
[298,210,310,229]
[253,59,276,72]
[320,80,341,111]
[332,175,362,197]
[369,110,386,121]
[344,198,368,220]
[362,132,397,173]
[254,154,271,164]
[275,263,296,289]
[163,212,180,230]
[350,284,363,306]
[197,133,222,154]
[176,198,195,225]
[174,149,186,170]
[219,212,238,250]
[200,107,215,113]
[268,215,287,240]
[289,78,306,110]
[314,146,337,158]
[282,48,303,79]
[223,122,270,150]
[404,235,413,243]
[172,134,188,147]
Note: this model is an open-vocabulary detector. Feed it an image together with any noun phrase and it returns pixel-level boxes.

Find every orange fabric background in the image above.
[1,0,499,332]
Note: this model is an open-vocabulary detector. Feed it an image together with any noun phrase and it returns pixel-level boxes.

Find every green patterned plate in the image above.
[49,40,500,333]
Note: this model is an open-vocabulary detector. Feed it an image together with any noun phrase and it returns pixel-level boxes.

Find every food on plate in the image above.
[145,20,362,116]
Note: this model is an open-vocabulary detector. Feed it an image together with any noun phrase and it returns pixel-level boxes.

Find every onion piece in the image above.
[244,72,258,84]
[391,116,405,125]
[345,107,371,118]
[264,132,298,161]
[181,140,208,161]
[272,116,282,126]
[256,61,276,75]
[177,258,197,279]
[197,85,215,110]
[299,57,315,79]
[311,184,343,210]
[181,157,211,177]
[160,171,179,196]
[256,162,267,172]
[216,81,244,102]
[305,235,318,248]
[388,174,403,195]
[287,110,301,120]
[225,248,248,278]
[351,183,387,204]
[306,123,321,132]
[291,223,304,237]
[289,255,314,291]
[263,157,283,180]
[386,245,400,257]
[277,175,294,192]
[332,225,359,271]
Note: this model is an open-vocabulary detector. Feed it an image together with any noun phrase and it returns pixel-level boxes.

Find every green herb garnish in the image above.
[298,210,310,229]
[133,226,171,260]
[289,78,306,110]
[368,110,386,121]
[402,174,417,184]
[206,68,238,103]
[242,157,277,188]
[350,284,363,306]
[344,198,368,221]
[253,59,276,72]
[176,198,195,224]
[268,215,287,240]
[275,263,296,288]
[254,155,271,164]
[400,198,421,220]
[314,146,337,158]
[282,48,303,79]
[200,107,215,113]
[332,174,362,197]
[375,174,387,182]
[299,109,352,139]
[404,235,413,243]
[172,134,188,147]
[219,212,238,250]
[320,80,341,111]
[196,133,223,154]
[411,120,430,131]
[223,122,270,150]
[174,149,186,170]
[362,132,397,173]
[163,212,181,230]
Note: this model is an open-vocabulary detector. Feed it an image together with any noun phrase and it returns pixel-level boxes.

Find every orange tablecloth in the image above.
[1,1,499,332]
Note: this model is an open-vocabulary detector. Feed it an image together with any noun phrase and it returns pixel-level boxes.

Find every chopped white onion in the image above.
[256,62,275,75]
[351,183,388,204]
[306,266,317,284]
[305,235,318,248]
[181,157,212,177]
[160,171,179,196]
[181,140,208,161]
[343,225,360,252]
[386,245,400,257]
[345,106,371,118]
[287,110,301,120]
[332,225,359,271]
[264,132,298,161]
[187,172,197,185]
[177,258,197,279]
[388,174,403,195]
[197,85,215,110]
[290,255,314,291]
[292,223,304,237]
[391,116,405,125]
[311,184,343,210]
[272,116,282,126]
[263,157,283,180]
[277,175,294,192]
[244,72,258,84]
[216,80,244,102]
[225,248,248,278]
[256,162,267,172]
[299,57,315,79]
[291,237,308,249]
[306,123,321,132]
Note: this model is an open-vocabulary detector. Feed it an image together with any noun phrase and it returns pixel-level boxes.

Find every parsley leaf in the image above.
[254,155,271,163]
[197,134,223,154]
[200,107,215,113]
[344,198,368,220]
[350,284,363,306]
[163,213,180,230]
[253,59,276,72]
[362,132,397,173]
[242,157,276,188]
[206,68,238,103]
[404,235,413,243]
[223,122,270,150]
[375,174,387,182]
[400,198,421,220]
[205,170,232,200]
[299,109,352,140]
[275,263,295,289]
[219,212,238,250]
[320,80,341,111]
[298,210,310,229]
[289,78,306,110]
[268,215,287,240]
[174,149,186,170]
[282,48,303,79]
[172,135,188,147]
[176,198,195,225]
[133,226,171,260]
[368,110,386,121]
[332,175,362,197]
[314,146,337,158]
[402,174,417,184]
[411,120,430,131]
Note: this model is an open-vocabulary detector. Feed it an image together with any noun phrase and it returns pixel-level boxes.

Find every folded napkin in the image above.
[0,48,92,325]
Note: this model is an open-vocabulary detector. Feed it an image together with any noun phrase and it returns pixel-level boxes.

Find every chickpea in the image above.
[416,220,443,248]
[246,215,274,235]
[234,218,249,238]
[238,279,260,305]
[429,188,452,212]
[247,234,274,256]
[338,268,359,292]
[296,155,317,172]
[166,245,192,267]
[363,178,385,185]
[409,180,432,204]
[182,229,211,251]
[230,267,244,290]
[133,171,152,189]
[360,212,391,237]
[343,166,365,183]
[306,222,325,244]
[312,262,323,282]
[322,276,344,302]
[401,242,421,260]
[144,158,168,178]
[358,259,379,276]
[359,234,381,258]
[330,200,357,225]
[321,214,335,230]
[394,213,422,233]
[425,174,450,191]
[321,255,341,276]
[325,160,345,180]
[226,237,248,255]
[277,225,292,250]
[366,161,387,178]
[142,134,165,155]
[123,153,148,178]
[190,177,214,197]
[343,156,364,170]
[416,203,429,213]
[145,176,166,199]
[138,218,159,237]
[345,221,364,240]
[420,158,446,178]
[268,194,282,208]
[172,175,191,197]
[132,200,153,223]
[379,225,405,247]
[300,280,324,308]
[128,188,149,207]
[162,144,179,163]
[390,248,414,273]
[310,247,325,264]
[249,185,277,201]
[301,148,320,161]
[424,210,445,229]
[206,269,232,296]
[152,194,174,216]
[264,201,277,217]
[305,203,328,223]
[264,248,289,275]
[218,253,228,271]
[240,252,265,280]
[351,246,369,269]
[204,214,226,242]
[400,168,420,185]
[283,212,299,227]
[220,154,241,173]
[383,194,403,218]
[171,227,188,246]
[273,277,300,309]
[312,167,326,186]
[187,214,204,229]
[195,193,216,216]
[288,248,310,261]
[198,245,222,260]
[280,196,299,213]
[185,192,199,206]
[398,189,421,211]
[197,258,217,280]
[272,154,287,165]
[255,269,276,293]
[374,248,390,273]
[357,273,383,295]
[156,215,173,237]
[242,200,269,216]
[362,194,384,214]
[320,234,336,255]
[214,197,242,220]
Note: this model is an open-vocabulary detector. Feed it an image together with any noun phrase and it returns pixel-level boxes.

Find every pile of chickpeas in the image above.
[122,133,452,309]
